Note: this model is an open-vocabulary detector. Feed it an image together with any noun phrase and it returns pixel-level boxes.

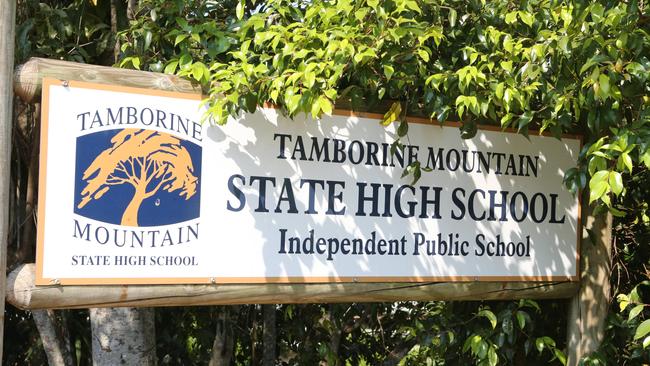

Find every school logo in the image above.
[74,128,201,227]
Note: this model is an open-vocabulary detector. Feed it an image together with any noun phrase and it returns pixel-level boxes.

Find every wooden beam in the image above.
[13,57,201,103]
[0,1,16,362]
[566,205,613,365]
[8,264,579,310]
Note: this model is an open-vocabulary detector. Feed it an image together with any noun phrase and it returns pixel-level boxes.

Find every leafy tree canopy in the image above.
[119,0,650,222]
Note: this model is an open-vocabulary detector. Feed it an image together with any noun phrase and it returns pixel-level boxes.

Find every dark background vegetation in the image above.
[5,0,649,364]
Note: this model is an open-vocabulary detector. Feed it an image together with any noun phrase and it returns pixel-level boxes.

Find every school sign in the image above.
[36,78,581,285]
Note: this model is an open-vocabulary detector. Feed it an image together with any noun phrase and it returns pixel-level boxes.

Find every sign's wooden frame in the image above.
[7,57,587,310]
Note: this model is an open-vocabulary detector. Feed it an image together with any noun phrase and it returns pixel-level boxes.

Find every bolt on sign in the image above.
[36,78,581,285]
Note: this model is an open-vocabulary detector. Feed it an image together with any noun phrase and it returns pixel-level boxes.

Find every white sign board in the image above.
[36,78,581,285]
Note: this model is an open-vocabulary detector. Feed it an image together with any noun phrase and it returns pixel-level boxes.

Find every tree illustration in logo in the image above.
[77,129,198,227]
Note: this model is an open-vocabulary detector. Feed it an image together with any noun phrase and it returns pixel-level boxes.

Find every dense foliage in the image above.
[6,0,650,365]
[121,0,650,216]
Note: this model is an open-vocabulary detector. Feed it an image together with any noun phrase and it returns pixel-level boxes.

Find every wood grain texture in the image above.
[14,57,201,103]
[0,1,16,361]
[566,205,613,366]
[8,264,579,310]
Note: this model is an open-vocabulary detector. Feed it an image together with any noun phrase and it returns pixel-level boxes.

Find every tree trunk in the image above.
[251,306,258,365]
[209,307,234,366]
[23,104,77,366]
[262,304,276,366]
[110,0,119,64]
[90,307,156,365]
[32,309,74,366]
[121,191,144,226]
[127,0,138,21]
[14,103,39,267]
[327,305,343,366]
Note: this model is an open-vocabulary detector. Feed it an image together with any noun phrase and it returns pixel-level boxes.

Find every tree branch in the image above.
[144,168,172,199]
[106,175,132,186]
[145,160,160,185]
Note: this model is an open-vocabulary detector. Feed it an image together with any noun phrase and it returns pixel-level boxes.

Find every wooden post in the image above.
[566,204,613,365]
[7,264,579,309]
[14,57,201,103]
[0,1,16,362]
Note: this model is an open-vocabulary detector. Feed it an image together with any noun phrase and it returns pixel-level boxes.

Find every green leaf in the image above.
[609,206,626,217]
[477,340,488,358]
[589,170,610,203]
[176,17,190,31]
[502,316,513,336]
[620,153,633,173]
[500,113,514,128]
[503,38,514,53]
[590,170,609,185]
[535,338,544,353]
[554,349,567,365]
[164,60,179,74]
[641,150,650,168]
[319,96,333,115]
[542,336,555,347]
[580,55,609,75]
[131,57,141,70]
[192,62,205,81]
[286,94,302,114]
[355,8,368,21]
[608,171,623,196]
[591,3,605,22]
[598,74,610,96]
[448,8,457,27]
[505,12,518,24]
[382,102,402,126]
[589,181,608,203]
[516,311,527,330]
[634,319,650,340]
[174,33,190,46]
[558,37,569,53]
[398,120,408,137]
[501,61,513,73]
[383,65,394,80]
[644,336,650,349]
[405,1,421,13]
[501,90,511,113]
[488,346,498,366]
[464,334,481,353]
[144,31,152,51]
[517,111,533,132]
[324,89,337,100]
[495,82,504,100]
[304,71,316,88]
[310,99,320,119]
[179,53,192,69]
[519,11,534,27]
[236,0,245,20]
[618,294,630,311]
[436,106,450,123]
[629,304,644,321]
[477,309,497,329]
[417,49,430,62]
[588,156,607,176]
